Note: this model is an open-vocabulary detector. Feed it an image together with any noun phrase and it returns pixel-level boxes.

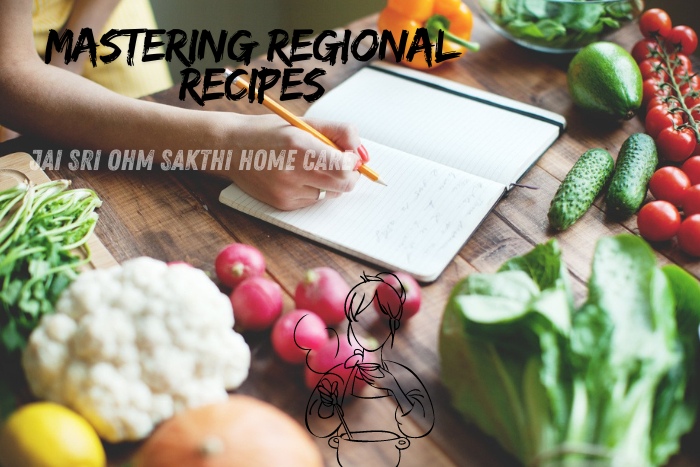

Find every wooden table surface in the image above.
[3,2,700,466]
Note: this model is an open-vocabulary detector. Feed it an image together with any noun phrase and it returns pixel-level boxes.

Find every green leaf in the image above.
[0,376,17,421]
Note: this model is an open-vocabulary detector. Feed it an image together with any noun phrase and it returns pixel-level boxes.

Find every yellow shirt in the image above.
[32,0,173,98]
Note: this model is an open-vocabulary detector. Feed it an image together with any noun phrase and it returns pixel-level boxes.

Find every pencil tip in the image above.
[376,178,388,187]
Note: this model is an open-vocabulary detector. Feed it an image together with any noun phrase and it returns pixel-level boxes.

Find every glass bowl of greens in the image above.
[478,0,644,53]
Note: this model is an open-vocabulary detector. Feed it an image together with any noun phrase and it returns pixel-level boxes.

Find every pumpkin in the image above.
[133,395,324,467]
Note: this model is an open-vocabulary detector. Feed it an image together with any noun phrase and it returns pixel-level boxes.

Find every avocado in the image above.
[567,42,643,120]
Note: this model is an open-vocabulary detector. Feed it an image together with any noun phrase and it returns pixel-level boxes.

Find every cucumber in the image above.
[548,148,615,230]
[606,133,658,217]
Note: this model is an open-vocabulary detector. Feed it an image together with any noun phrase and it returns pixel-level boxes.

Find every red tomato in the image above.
[680,75,700,96]
[642,78,670,108]
[682,157,700,184]
[682,185,700,216]
[639,59,667,82]
[667,26,698,55]
[657,127,697,162]
[645,105,683,138]
[632,38,662,63]
[678,214,700,256]
[647,95,678,113]
[685,94,700,121]
[637,201,681,242]
[649,166,691,206]
[639,8,673,38]
[672,54,693,77]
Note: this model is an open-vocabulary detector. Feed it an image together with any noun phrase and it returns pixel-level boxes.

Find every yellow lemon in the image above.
[0,402,106,467]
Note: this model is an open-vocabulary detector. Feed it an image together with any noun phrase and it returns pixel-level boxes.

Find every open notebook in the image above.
[220,63,566,282]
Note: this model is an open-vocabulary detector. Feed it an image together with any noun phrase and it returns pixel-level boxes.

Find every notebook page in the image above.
[305,65,564,186]
[219,140,505,281]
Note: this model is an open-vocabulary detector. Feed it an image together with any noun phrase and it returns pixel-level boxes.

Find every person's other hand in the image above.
[222,114,363,211]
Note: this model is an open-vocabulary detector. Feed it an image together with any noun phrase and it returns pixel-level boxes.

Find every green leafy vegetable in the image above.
[440,235,700,466]
[481,0,638,50]
[0,179,101,417]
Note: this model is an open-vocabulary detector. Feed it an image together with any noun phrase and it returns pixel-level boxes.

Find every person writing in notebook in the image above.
[0,0,364,211]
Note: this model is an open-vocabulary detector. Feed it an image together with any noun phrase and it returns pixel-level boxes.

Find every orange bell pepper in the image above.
[378,0,479,70]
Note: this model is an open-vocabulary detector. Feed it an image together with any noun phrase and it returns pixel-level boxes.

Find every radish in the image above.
[294,267,350,325]
[230,276,283,331]
[271,310,328,364]
[304,337,355,390]
[375,272,422,320]
[215,243,266,289]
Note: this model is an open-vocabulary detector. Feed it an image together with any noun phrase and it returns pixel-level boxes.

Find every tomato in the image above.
[657,127,697,162]
[632,38,662,63]
[672,54,693,77]
[639,8,673,38]
[647,95,678,113]
[680,75,700,96]
[682,157,700,184]
[678,214,700,256]
[642,78,670,108]
[645,105,683,138]
[685,94,700,121]
[682,185,700,216]
[667,26,698,55]
[637,201,681,242]
[639,59,667,82]
[649,166,691,206]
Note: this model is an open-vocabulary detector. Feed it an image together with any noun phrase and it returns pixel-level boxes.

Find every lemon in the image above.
[0,402,106,467]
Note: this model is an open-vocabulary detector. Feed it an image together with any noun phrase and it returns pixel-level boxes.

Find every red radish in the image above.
[271,310,328,364]
[294,268,350,325]
[303,337,378,391]
[230,277,283,331]
[374,272,422,320]
[215,243,266,289]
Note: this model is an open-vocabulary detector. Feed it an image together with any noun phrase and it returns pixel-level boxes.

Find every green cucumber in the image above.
[548,148,614,230]
[606,133,658,218]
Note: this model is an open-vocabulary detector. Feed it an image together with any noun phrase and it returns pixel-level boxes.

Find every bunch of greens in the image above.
[480,0,641,50]
[0,179,101,417]
[440,235,700,466]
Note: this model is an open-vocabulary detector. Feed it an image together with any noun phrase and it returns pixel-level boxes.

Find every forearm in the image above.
[0,58,227,157]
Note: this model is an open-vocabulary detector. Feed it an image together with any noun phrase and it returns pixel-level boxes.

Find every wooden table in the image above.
[3,2,700,466]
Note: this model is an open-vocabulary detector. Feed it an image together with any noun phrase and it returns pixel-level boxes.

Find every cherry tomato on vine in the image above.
[647,95,679,113]
[642,78,671,108]
[639,9,673,39]
[657,126,697,162]
[637,201,681,242]
[685,94,700,121]
[683,157,700,185]
[639,58,667,82]
[680,75,700,96]
[683,185,700,216]
[678,214,700,256]
[632,38,662,63]
[671,54,693,77]
[649,166,691,206]
[645,105,683,138]
[667,26,698,55]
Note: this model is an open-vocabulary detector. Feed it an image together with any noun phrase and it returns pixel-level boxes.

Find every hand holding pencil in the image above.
[224,69,387,187]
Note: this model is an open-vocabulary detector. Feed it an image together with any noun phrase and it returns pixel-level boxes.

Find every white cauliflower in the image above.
[22,257,251,443]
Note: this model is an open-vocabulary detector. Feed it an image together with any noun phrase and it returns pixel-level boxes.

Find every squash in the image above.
[133,395,323,467]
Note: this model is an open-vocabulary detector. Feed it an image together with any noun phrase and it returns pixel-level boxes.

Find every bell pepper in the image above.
[378,0,479,70]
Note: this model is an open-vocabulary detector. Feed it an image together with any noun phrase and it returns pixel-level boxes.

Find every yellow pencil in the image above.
[224,70,387,186]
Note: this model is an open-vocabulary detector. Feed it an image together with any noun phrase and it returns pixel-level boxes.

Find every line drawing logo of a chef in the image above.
[305,272,435,467]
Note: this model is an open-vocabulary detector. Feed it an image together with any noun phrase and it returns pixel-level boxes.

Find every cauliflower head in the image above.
[22,257,251,443]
